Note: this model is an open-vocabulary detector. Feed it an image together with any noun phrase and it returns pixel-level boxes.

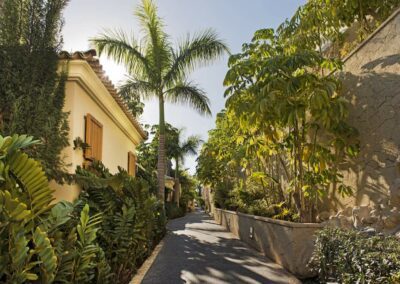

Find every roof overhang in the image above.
[61,59,145,145]
[59,50,148,142]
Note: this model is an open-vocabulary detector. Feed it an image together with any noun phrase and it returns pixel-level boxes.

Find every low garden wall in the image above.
[213,208,324,279]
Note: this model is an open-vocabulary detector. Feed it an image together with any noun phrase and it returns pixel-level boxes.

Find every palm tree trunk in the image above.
[174,156,180,207]
[157,95,166,205]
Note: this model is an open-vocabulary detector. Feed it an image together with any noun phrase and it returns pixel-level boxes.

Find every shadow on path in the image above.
[141,210,300,284]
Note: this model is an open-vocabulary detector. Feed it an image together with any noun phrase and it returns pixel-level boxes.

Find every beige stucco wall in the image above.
[53,60,144,202]
[331,10,400,209]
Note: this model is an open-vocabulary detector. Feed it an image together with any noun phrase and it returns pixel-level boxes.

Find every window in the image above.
[85,114,103,161]
[128,151,136,177]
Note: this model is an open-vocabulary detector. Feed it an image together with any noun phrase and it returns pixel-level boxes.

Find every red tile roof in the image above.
[59,49,147,140]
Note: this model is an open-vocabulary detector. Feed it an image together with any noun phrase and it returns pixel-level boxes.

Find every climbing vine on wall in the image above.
[0,0,70,182]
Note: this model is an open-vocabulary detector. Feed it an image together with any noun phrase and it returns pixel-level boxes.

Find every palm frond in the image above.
[90,29,150,76]
[135,0,165,41]
[178,135,202,164]
[164,29,229,86]
[118,76,157,101]
[165,81,211,116]
[135,0,171,79]
[181,135,202,156]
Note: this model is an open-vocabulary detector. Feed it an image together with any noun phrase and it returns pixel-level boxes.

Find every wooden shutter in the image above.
[128,151,136,177]
[85,114,103,161]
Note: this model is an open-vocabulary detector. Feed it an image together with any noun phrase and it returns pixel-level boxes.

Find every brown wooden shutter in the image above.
[128,151,136,177]
[85,114,103,161]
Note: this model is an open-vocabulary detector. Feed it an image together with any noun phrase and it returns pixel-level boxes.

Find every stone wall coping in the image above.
[216,208,325,229]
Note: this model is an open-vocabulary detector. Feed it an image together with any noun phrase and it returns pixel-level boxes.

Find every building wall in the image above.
[66,81,136,173]
[332,10,400,209]
[53,60,143,202]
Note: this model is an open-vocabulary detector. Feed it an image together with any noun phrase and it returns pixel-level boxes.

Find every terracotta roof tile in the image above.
[59,50,148,140]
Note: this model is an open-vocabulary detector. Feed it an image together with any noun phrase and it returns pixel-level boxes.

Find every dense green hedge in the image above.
[308,228,400,283]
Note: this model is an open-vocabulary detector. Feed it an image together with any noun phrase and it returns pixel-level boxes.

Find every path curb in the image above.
[130,236,167,284]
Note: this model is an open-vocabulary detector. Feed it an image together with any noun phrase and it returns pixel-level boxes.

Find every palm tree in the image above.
[91,0,229,205]
[170,130,202,206]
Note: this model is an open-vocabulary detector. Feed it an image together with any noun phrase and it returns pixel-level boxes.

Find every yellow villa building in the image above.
[52,50,147,202]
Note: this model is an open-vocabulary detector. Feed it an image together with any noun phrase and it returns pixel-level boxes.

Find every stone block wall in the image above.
[331,9,400,210]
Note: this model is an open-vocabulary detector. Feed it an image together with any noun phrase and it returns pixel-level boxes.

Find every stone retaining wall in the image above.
[213,208,323,279]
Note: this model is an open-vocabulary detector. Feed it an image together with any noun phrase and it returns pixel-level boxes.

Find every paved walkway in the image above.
[141,210,300,284]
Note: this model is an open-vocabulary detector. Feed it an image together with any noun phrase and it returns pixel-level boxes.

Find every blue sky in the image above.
[62,0,306,173]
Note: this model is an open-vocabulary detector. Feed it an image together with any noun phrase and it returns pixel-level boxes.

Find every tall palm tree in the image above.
[91,0,228,205]
[170,130,202,206]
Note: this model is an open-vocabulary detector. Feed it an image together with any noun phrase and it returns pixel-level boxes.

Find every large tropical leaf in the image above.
[33,227,58,283]
[73,204,102,283]
[8,150,55,216]
[0,134,54,217]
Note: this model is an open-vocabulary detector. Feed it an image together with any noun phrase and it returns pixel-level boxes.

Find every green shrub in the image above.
[244,201,299,222]
[308,227,400,283]
[228,184,299,221]
[76,161,166,283]
[165,202,185,219]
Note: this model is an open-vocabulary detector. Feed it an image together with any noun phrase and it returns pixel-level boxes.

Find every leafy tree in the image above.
[198,0,400,220]
[226,29,359,222]
[197,0,399,222]
[196,111,242,209]
[198,28,359,222]
[91,0,228,206]
[0,0,70,182]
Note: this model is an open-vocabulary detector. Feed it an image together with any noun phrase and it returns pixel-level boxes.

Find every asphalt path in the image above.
[141,210,300,284]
